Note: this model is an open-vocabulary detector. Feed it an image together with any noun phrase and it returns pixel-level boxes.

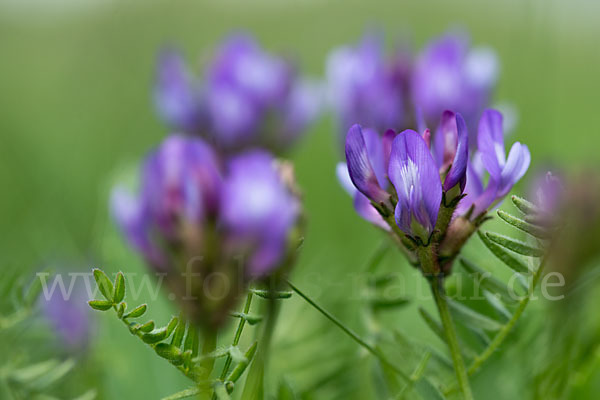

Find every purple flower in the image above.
[154,33,320,153]
[154,49,204,132]
[111,135,222,271]
[41,276,91,351]
[388,130,442,240]
[457,109,530,216]
[326,34,405,137]
[412,32,498,138]
[221,151,300,277]
[530,171,563,214]
[433,111,469,195]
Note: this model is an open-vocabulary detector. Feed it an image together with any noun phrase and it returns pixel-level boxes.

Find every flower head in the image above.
[154,33,320,154]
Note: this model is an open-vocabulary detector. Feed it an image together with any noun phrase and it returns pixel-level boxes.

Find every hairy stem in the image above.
[287,280,411,382]
[430,278,473,400]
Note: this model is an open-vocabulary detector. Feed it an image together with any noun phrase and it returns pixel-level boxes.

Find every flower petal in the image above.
[345,124,389,203]
[498,142,531,197]
[354,193,390,231]
[443,112,469,192]
[477,109,505,178]
[389,130,442,235]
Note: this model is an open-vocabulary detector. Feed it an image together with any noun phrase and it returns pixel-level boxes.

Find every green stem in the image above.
[430,278,474,400]
[219,292,253,380]
[197,329,218,399]
[287,280,411,382]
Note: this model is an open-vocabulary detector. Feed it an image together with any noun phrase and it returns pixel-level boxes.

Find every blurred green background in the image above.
[1,0,599,399]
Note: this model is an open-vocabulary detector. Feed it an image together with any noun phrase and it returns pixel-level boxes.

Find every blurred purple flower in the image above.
[154,33,321,153]
[41,278,91,351]
[221,151,300,277]
[326,34,406,137]
[412,32,498,139]
[530,171,563,214]
[457,109,530,216]
[154,49,204,132]
[111,135,222,271]
[388,130,442,240]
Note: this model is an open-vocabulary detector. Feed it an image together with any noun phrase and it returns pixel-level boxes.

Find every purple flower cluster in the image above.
[112,135,300,280]
[339,109,530,241]
[327,31,498,142]
[155,33,321,154]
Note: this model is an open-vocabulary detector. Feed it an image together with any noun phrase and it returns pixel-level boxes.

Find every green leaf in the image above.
[113,272,125,303]
[511,195,539,215]
[418,307,445,343]
[459,258,517,303]
[139,321,155,333]
[117,302,126,318]
[447,298,503,332]
[161,387,200,400]
[250,289,293,299]
[485,232,545,257]
[171,317,186,348]
[478,231,530,274]
[155,343,183,363]
[214,382,232,400]
[414,378,447,400]
[9,360,59,384]
[124,304,147,319]
[497,210,549,239]
[166,316,179,336]
[483,291,511,321]
[230,312,263,325]
[26,359,75,391]
[92,269,114,302]
[184,322,199,357]
[141,327,169,344]
[227,341,258,383]
[369,295,410,310]
[25,275,44,306]
[88,300,113,311]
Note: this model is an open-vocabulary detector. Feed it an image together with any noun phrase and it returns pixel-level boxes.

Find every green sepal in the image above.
[123,304,147,319]
[485,231,545,257]
[478,231,530,274]
[92,269,114,302]
[113,272,125,303]
[88,300,113,311]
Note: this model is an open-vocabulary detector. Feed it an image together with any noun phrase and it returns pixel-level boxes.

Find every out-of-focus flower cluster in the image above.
[112,33,309,329]
[327,31,499,144]
[155,33,321,154]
